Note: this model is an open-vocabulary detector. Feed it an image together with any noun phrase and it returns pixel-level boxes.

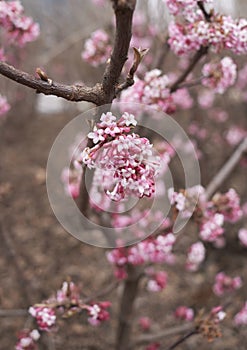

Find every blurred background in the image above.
[0,0,246,349]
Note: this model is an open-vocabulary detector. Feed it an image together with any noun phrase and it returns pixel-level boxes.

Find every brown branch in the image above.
[133,323,194,347]
[115,265,143,350]
[102,0,136,102]
[205,136,247,200]
[197,1,212,22]
[165,330,198,350]
[170,46,208,92]
[115,47,149,95]
[0,61,104,105]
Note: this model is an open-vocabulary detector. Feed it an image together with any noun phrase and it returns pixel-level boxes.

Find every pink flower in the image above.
[15,329,40,350]
[147,271,168,292]
[186,241,205,271]
[202,57,237,94]
[29,306,56,332]
[213,272,242,296]
[82,29,111,67]
[146,343,160,350]
[199,213,224,242]
[234,302,247,325]
[238,228,247,247]
[212,189,242,223]
[87,301,111,326]
[174,306,194,321]
[139,317,152,331]
[0,94,10,117]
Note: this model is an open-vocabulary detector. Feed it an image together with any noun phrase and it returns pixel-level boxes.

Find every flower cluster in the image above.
[146,270,168,292]
[29,306,56,332]
[202,57,237,94]
[15,329,40,350]
[107,233,176,278]
[186,241,206,271]
[0,94,10,118]
[164,0,212,17]
[81,29,111,67]
[119,69,193,114]
[238,228,247,247]
[0,0,40,47]
[87,301,111,326]
[169,187,242,244]
[168,10,247,56]
[213,272,242,296]
[78,112,160,201]
[174,306,194,321]
[26,281,111,338]
[234,302,247,325]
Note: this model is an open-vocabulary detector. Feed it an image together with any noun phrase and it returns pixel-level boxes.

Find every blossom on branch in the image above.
[82,29,111,67]
[15,329,40,350]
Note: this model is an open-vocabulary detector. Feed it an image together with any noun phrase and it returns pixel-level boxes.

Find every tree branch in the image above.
[205,137,247,200]
[170,46,208,92]
[102,0,136,102]
[0,61,105,105]
[165,330,198,350]
[133,323,194,347]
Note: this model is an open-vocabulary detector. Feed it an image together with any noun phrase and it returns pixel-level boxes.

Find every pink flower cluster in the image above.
[169,187,242,243]
[119,69,192,114]
[15,329,40,350]
[168,13,247,56]
[78,112,160,201]
[213,272,242,296]
[29,306,56,332]
[0,94,10,118]
[81,29,111,67]
[0,0,40,47]
[91,0,107,6]
[234,302,247,325]
[87,301,111,326]
[164,0,212,17]
[146,270,168,292]
[174,306,194,321]
[107,233,176,279]
[202,57,237,94]
[186,241,206,271]
[238,228,247,247]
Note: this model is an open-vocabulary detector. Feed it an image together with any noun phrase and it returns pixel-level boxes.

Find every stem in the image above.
[205,136,247,200]
[165,330,198,350]
[133,324,194,346]
[170,46,208,92]
[115,265,142,350]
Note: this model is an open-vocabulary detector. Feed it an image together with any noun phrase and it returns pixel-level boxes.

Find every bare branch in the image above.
[170,46,208,92]
[205,137,247,200]
[102,0,136,102]
[115,47,149,95]
[0,61,104,105]
[165,330,198,350]
[133,323,194,347]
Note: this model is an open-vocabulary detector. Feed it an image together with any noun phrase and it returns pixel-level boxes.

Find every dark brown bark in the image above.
[115,265,142,350]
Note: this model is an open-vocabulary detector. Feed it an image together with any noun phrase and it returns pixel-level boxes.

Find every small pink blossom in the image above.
[82,29,111,67]
[186,241,206,271]
[29,306,56,332]
[15,329,40,350]
[234,302,247,325]
[202,57,237,94]
[0,94,10,117]
[139,317,152,331]
[174,306,194,321]
[213,272,242,296]
[147,271,168,292]
[199,213,224,242]
[87,301,111,326]
[238,228,247,247]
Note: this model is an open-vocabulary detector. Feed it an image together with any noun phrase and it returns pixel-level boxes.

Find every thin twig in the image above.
[0,309,28,317]
[205,136,247,200]
[0,61,104,105]
[170,46,208,92]
[133,323,194,347]
[165,330,198,350]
